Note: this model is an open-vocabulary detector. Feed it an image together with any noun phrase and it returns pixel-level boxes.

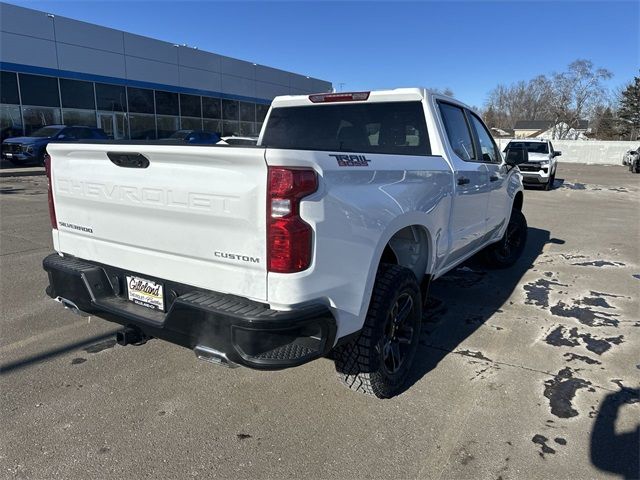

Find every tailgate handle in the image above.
[107,152,149,169]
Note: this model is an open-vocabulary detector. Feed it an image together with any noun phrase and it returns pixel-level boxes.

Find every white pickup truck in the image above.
[43,88,529,398]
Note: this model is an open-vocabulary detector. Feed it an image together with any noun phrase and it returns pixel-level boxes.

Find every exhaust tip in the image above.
[194,345,238,368]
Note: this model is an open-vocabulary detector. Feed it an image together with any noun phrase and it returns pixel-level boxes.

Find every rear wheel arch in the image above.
[379,225,432,282]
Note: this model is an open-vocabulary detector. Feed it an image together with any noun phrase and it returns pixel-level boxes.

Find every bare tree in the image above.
[547,60,612,138]
[483,59,612,138]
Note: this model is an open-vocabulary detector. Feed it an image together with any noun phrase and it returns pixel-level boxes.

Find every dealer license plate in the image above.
[126,275,164,311]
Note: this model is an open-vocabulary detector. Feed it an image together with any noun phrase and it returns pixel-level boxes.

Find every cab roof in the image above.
[271,87,473,111]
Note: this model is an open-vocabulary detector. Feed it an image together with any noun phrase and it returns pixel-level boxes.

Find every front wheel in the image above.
[482,209,528,268]
[333,264,422,398]
[544,171,555,191]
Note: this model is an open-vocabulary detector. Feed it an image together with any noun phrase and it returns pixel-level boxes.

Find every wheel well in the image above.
[381,226,430,281]
[513,191,523,211]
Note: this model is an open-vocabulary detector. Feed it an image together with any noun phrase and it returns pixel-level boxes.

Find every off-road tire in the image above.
[482,208,528,269]
[333,264,422,398]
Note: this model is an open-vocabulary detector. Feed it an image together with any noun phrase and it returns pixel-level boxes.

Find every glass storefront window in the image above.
[239,102,255,123]
[222,121,239,136]
[1,104,23,139]
[240,122,257,136]
[1,72,20,105]
[129,114,156,139]
[156,91,179,116]
[203,97,221,119]
[19,74,60,108]
[60,79,95,110]
[256,104,270,122]
[97,111,128,139]
[22,106,62,134]
[180,94,201,118]
[127,87,155,114]
[203,119,221,135]
[95,83,126,112]
[180,116,202,130]
[157,115,179,138]
[222,99,239,121]
[62,109,97,127]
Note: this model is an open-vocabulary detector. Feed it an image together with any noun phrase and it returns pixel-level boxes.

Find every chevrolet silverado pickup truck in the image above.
[43,88,529,398]
[503,139,560,190]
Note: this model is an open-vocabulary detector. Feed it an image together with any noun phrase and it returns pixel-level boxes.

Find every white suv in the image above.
[504,139,560,190]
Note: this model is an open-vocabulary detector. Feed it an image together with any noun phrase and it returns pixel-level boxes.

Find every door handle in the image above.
[490,175,499,182]
[457,177,470,185]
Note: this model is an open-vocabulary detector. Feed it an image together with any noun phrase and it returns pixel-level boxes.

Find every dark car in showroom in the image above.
[157,129,222,145]
[2,125,108,165]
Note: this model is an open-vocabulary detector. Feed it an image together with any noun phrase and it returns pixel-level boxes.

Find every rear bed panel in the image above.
[48,143,268,301]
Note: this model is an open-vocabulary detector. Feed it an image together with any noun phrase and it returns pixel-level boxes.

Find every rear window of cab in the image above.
[261,101,431,156]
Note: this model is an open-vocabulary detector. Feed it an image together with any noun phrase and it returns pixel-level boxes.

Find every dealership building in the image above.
[0,2,331,139]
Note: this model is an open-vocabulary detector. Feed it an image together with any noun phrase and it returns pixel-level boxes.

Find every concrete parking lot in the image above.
[1,164,638,479]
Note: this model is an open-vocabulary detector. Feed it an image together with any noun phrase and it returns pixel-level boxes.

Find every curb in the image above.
[0,168,46,178]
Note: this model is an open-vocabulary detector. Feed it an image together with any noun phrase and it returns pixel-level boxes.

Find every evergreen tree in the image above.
[596,107,619,140]
[618,74,640,140]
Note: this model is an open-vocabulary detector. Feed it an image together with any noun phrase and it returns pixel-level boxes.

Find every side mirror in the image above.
[505,146,528,166]
[554,151,562,157]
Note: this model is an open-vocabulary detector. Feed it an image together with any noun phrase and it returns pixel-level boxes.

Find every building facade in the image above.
[0,2,331,139]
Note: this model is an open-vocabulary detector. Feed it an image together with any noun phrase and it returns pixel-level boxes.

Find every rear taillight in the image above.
[267,167,317,273]
[44,153,57,229]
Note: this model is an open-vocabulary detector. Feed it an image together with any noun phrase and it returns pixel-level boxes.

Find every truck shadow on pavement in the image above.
[590,386,639,479]
[404,226,554,392]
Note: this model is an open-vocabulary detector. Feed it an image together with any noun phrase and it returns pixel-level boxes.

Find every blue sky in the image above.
[6,0,639,107]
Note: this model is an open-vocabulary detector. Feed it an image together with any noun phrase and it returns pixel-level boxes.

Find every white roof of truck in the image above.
[270,87,472,110]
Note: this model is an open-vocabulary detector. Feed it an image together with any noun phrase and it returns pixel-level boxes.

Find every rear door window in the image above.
[261,101,430,156]
[468,113,501,164]
[438,102,476,161]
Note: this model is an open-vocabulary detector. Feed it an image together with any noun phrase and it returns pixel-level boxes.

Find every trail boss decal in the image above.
[329,154,371,167]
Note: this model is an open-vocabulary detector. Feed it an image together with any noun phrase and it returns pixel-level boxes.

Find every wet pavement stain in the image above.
[546,326,580,348]
[590,290,625,298]
[71,357,87,365]
[571,260,625,267]
[554,437,567,446]
[455,349,493,362]
[578,296,614,309]
[83,338,116,354]
[633,274,640,280]
[550,301,619,327]
[544,367,592,418]
[545,325,624,355]
[237,433,252,440]
[532,434,556,457]
[562,182,587,190]
[563,352,602,365]
[523,278,568,307]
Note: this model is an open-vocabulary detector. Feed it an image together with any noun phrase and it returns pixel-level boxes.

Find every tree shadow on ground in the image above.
[402,227,556,393]
[590,385,639,479]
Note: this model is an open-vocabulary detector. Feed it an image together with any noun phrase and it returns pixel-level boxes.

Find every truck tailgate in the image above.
[47,143,268,302]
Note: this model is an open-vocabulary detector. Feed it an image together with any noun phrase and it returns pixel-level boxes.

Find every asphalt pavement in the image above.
[0,164,638,479]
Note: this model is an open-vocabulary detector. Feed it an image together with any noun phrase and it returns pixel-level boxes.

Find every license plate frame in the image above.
[126,275,165,311]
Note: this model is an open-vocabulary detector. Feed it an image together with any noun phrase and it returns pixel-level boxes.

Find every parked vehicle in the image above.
[629,148,640,173]
[503,139,559,190]
[2,125,107,165]
[221,136,258,146]
[0,124,24,157]
[622,148,639,167]
[159,130,222,145]
[42,88,529,398]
